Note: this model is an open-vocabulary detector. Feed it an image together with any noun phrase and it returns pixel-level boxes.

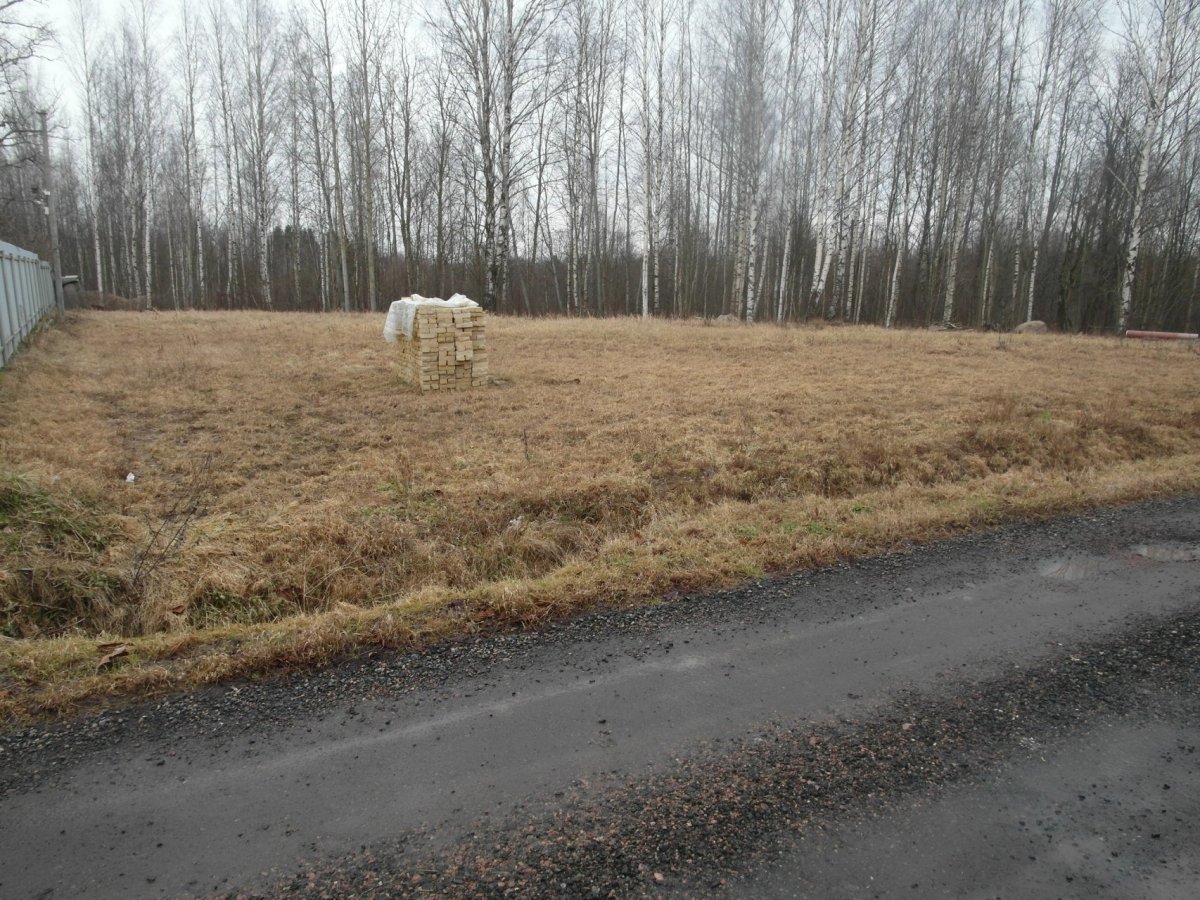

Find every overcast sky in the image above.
[37,0,190,142]
[31,0,1137,159]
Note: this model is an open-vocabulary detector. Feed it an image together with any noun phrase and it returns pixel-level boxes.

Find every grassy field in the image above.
[1,311,1198,719]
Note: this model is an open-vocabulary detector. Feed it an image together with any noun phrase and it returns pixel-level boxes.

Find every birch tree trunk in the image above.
[242,0,278,308]
[637,0,658,318]
[351,0,383,312]
[210,0,238,305]
[312,0,351,312]
[1120,0,1180,333]
[69,0,106,294]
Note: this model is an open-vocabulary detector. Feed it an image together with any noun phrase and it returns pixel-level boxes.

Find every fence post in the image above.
[6,253,23,358]
[0,254,12,366]
[40,263,51,317]
[40,111,65,314]
[3,254,17,361]
[18,255,29,341]
[39,264,47,315]
[18,258,30,341]
[27,258,38,336]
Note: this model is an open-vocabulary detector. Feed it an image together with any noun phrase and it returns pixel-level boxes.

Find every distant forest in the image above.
[2,0,1198,332]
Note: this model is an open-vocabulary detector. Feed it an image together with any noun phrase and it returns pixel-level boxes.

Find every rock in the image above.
[1014,320,1048,334]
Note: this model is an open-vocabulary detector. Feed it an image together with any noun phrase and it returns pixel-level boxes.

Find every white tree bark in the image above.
[808,0,844,314]
[69,0,105,294]
[1120,0,1181,333]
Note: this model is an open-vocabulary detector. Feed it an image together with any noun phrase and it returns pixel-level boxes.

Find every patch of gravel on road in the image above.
[2,493,1196,800]
[231,604,1200,900]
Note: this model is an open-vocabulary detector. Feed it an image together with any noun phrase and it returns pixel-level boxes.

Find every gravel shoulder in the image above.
[731,701,1200,900]
[1,495,1198,899]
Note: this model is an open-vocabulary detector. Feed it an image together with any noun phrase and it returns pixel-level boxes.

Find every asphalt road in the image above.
[730,709,1200,900]
[2,495,1199,899]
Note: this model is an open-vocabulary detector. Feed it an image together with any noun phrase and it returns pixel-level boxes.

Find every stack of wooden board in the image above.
[393,302,488,391]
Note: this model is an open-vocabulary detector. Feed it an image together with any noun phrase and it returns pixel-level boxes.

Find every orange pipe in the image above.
[1125,330,1199,341]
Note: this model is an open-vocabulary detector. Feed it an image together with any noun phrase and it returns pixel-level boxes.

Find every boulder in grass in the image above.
[1014,320,1049,334]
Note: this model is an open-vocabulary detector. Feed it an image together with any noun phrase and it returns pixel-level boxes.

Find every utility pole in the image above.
[40,110,64,313]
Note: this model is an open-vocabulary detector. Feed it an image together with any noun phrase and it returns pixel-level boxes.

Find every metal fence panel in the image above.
[0,242,57,368]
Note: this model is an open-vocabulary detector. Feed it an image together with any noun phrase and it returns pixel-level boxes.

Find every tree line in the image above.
[2,0,1198,332]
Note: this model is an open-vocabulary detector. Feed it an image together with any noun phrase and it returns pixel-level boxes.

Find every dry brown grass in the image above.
[1,311,1198,720]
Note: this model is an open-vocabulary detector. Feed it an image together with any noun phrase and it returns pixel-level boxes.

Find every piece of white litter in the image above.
[383,294,480,342]
[125,473,136,483]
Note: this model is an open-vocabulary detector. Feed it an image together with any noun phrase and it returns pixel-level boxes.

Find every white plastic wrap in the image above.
[383,294,480,342]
